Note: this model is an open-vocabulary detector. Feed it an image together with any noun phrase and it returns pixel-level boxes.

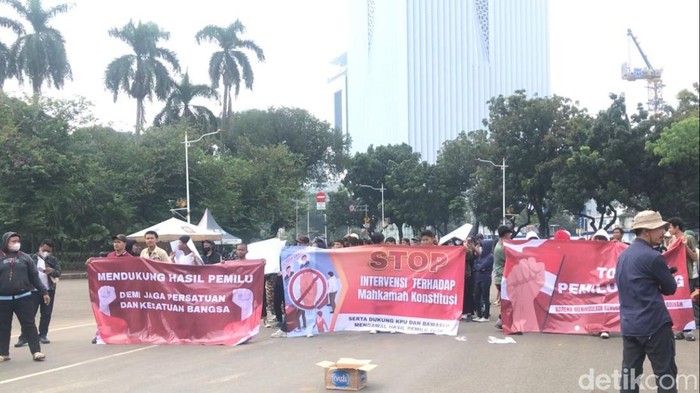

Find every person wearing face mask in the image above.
[201,240,221,265]
[0,232,50,362]
[15,240,61,348]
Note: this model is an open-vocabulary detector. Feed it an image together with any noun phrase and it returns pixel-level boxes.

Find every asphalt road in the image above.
[1,279,698,393]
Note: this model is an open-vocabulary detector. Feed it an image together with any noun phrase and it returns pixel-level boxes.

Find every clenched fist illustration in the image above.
[98,286,117,316]
[508,257,545,332]
[232,288,254,320]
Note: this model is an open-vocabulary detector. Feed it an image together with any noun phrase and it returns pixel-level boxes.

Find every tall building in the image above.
[345,0,550,163]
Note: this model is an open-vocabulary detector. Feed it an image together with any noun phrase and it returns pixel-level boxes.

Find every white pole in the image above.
[502,157,506,225]
[185,132,190,223]
[380,183,385,232]
[295,201,299,238]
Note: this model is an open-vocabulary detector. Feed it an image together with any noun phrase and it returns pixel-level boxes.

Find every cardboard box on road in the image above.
[316,358,377,391]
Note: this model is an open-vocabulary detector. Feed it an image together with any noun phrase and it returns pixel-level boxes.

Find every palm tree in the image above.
[195,20,265,125]
[0,8,24,90]
[153,71,218,128]
[0,42,10,91]
[2,0,71,97]
[104,20,180,137]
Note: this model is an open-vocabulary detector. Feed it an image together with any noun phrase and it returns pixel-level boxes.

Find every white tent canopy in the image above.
[197,208,242,245]
[438,223,473,245]
[127,217,222,242]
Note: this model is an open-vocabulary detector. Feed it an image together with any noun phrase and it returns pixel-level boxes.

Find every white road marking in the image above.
[10,321,96,339]
[47,322,96,331]
[0,346,157,385]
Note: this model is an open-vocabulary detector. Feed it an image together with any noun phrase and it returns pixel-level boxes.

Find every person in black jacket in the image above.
[201,240,222,265]
[474,239,494,322]
[615,211,678,392]
[0,232,50,362]
[15,239,61,347]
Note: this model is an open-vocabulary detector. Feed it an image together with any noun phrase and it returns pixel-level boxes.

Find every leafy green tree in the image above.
[226,139,306,240]
[633,86,699,228]
[435,129,498,231]
[2,0,72,97]
[232,107,351,184]
[343,144,416,234]
[478,91,587,237]
[325,187,360,237]
[105,20,180,137]
[552,94,638,231]
[153,71,218,128]
[0,1,23,88]
[386,156,448,235]
[195,21,265,127]
[647,116,699,167]
[0,92,79,246]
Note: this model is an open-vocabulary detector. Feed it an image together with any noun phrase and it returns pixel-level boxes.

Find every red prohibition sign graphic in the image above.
[288,269,328,310]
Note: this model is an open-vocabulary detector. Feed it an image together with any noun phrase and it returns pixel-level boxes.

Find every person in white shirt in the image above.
[15,239,60,348]
[170,236,203,265]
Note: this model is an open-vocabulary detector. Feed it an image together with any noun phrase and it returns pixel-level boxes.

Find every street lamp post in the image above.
[358,183,385,232]
[476,158,507,225]
[183,130,220,223]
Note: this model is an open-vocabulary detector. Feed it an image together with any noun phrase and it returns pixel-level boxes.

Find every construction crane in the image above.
[621,28,665,113]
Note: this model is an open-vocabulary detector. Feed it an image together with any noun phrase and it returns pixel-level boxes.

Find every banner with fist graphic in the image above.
[87,257,264,345]
[280,245,466,337]
[501,239,695,335]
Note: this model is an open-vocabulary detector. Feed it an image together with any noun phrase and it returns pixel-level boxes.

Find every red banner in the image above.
[281,245,465,337]
[87,257,264,345]
[501,239,695,335]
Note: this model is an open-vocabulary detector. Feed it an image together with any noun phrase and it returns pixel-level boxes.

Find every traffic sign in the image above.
[316,192,327,210]
[349,204,356,212]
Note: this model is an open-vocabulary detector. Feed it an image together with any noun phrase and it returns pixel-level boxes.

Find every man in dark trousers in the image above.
[615,211,678,393]
[15,239,61,347]
[0,232,50,362]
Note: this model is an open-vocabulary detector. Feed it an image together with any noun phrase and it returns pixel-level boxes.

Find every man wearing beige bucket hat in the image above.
[615,211,678,392]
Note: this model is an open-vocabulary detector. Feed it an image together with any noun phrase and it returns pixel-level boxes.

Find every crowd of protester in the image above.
[1,212,698,383]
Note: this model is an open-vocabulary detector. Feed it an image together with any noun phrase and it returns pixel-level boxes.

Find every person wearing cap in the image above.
[108,235,132,258]
[140,231,171,262]
[171,235,203,265]
[493,225,514,328]
[0,231,50,362]
[346,233,362,247]
[592,229,610,242]
[525,231,540,240]
[615,211,678,392]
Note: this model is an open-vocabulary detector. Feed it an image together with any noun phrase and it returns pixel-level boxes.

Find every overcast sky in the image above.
[1,0,698,131]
